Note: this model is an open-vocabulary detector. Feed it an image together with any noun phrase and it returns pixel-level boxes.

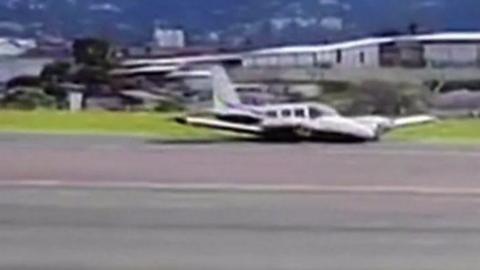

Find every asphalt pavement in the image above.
[1,189,480,270]
[0,133,480,269]
[0,133,479,188]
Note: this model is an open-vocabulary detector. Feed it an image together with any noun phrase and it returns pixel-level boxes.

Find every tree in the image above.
[72,66,110,86]
[72,38,112,66]
[40,61,71,82]
[39,61,73,103]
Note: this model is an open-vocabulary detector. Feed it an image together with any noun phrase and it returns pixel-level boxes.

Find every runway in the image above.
[0,133,479,189]
[1,133,480,269]
[2,188,480,270]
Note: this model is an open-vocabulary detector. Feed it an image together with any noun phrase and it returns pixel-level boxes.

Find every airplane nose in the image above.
[352,123,377,139]
[336,119,377,139]
[360,127,377,139]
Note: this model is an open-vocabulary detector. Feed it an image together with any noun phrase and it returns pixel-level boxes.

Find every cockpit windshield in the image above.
[309,107,323,119]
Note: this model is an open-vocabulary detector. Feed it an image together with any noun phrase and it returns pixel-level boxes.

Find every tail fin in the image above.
[211,65,242,112]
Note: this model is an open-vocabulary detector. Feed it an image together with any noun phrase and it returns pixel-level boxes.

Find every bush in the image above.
[1,88,57,110]
[6,75,42,89]
[154,100,184,113]
[40,61,72,82]
[344,81,431,116]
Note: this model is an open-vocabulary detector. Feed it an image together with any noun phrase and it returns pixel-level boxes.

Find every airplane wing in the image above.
[391,115,437,129]
[178,116,263,135]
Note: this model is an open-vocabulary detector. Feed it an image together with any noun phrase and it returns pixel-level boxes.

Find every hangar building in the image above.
[242,32,480,69]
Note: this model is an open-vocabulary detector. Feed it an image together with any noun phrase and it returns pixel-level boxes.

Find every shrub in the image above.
[344,81,431,116]
[40,61,72,82]
[6,75,42,89]
[154,100,184,113]
[1,88,57,110]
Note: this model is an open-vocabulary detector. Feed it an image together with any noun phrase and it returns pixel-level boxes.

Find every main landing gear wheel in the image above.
[295,126,313,139]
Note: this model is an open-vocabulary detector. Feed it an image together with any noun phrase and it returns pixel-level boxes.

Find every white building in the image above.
[242,32,480,69]
[153,27,186,48]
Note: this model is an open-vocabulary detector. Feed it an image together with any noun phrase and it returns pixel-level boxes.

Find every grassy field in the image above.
[0,110,218,140]
[0,110,479,144]
[387,119,480,144]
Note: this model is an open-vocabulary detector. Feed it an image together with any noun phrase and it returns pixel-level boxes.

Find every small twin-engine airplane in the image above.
[177,66,436,142]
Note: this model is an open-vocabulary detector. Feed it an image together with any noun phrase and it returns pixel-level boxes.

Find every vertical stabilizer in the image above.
[211,65,242,112]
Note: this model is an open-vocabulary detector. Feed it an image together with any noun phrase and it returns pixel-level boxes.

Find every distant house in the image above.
[0,38,37,57]
[153,27,186,49]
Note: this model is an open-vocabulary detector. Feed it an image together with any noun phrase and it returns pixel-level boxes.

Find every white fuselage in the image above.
[217,102,390,141]
[261,103,384,140]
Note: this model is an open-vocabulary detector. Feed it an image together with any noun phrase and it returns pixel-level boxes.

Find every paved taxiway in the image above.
[1,133,480,269]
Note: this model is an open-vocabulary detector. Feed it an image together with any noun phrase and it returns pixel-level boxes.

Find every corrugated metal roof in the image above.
[248,32,480,56]
[250,37,394,55]
[412,32,480,41]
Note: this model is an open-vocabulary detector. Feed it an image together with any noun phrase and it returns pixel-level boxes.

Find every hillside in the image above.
[0,0,479,45]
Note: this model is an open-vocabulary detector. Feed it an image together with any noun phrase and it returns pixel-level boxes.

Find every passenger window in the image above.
[281,110,292,117]
[266,111,278,118]
[294,109,305,118]
[309,107,322,119]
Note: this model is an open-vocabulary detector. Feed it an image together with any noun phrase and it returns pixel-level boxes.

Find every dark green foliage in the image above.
[318,81,351,94]
[73,38,112,66]
[36,39,115,106]
[43,83,67,105]
[40,61,73,103]
[1,38,118,111]
[346,81,430,116]
[6,76,42,89]
[1,88,57,110]
[40,62,72,82]
[72,66,110,86]
[316,80,430,116]
[154,100,184,113]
